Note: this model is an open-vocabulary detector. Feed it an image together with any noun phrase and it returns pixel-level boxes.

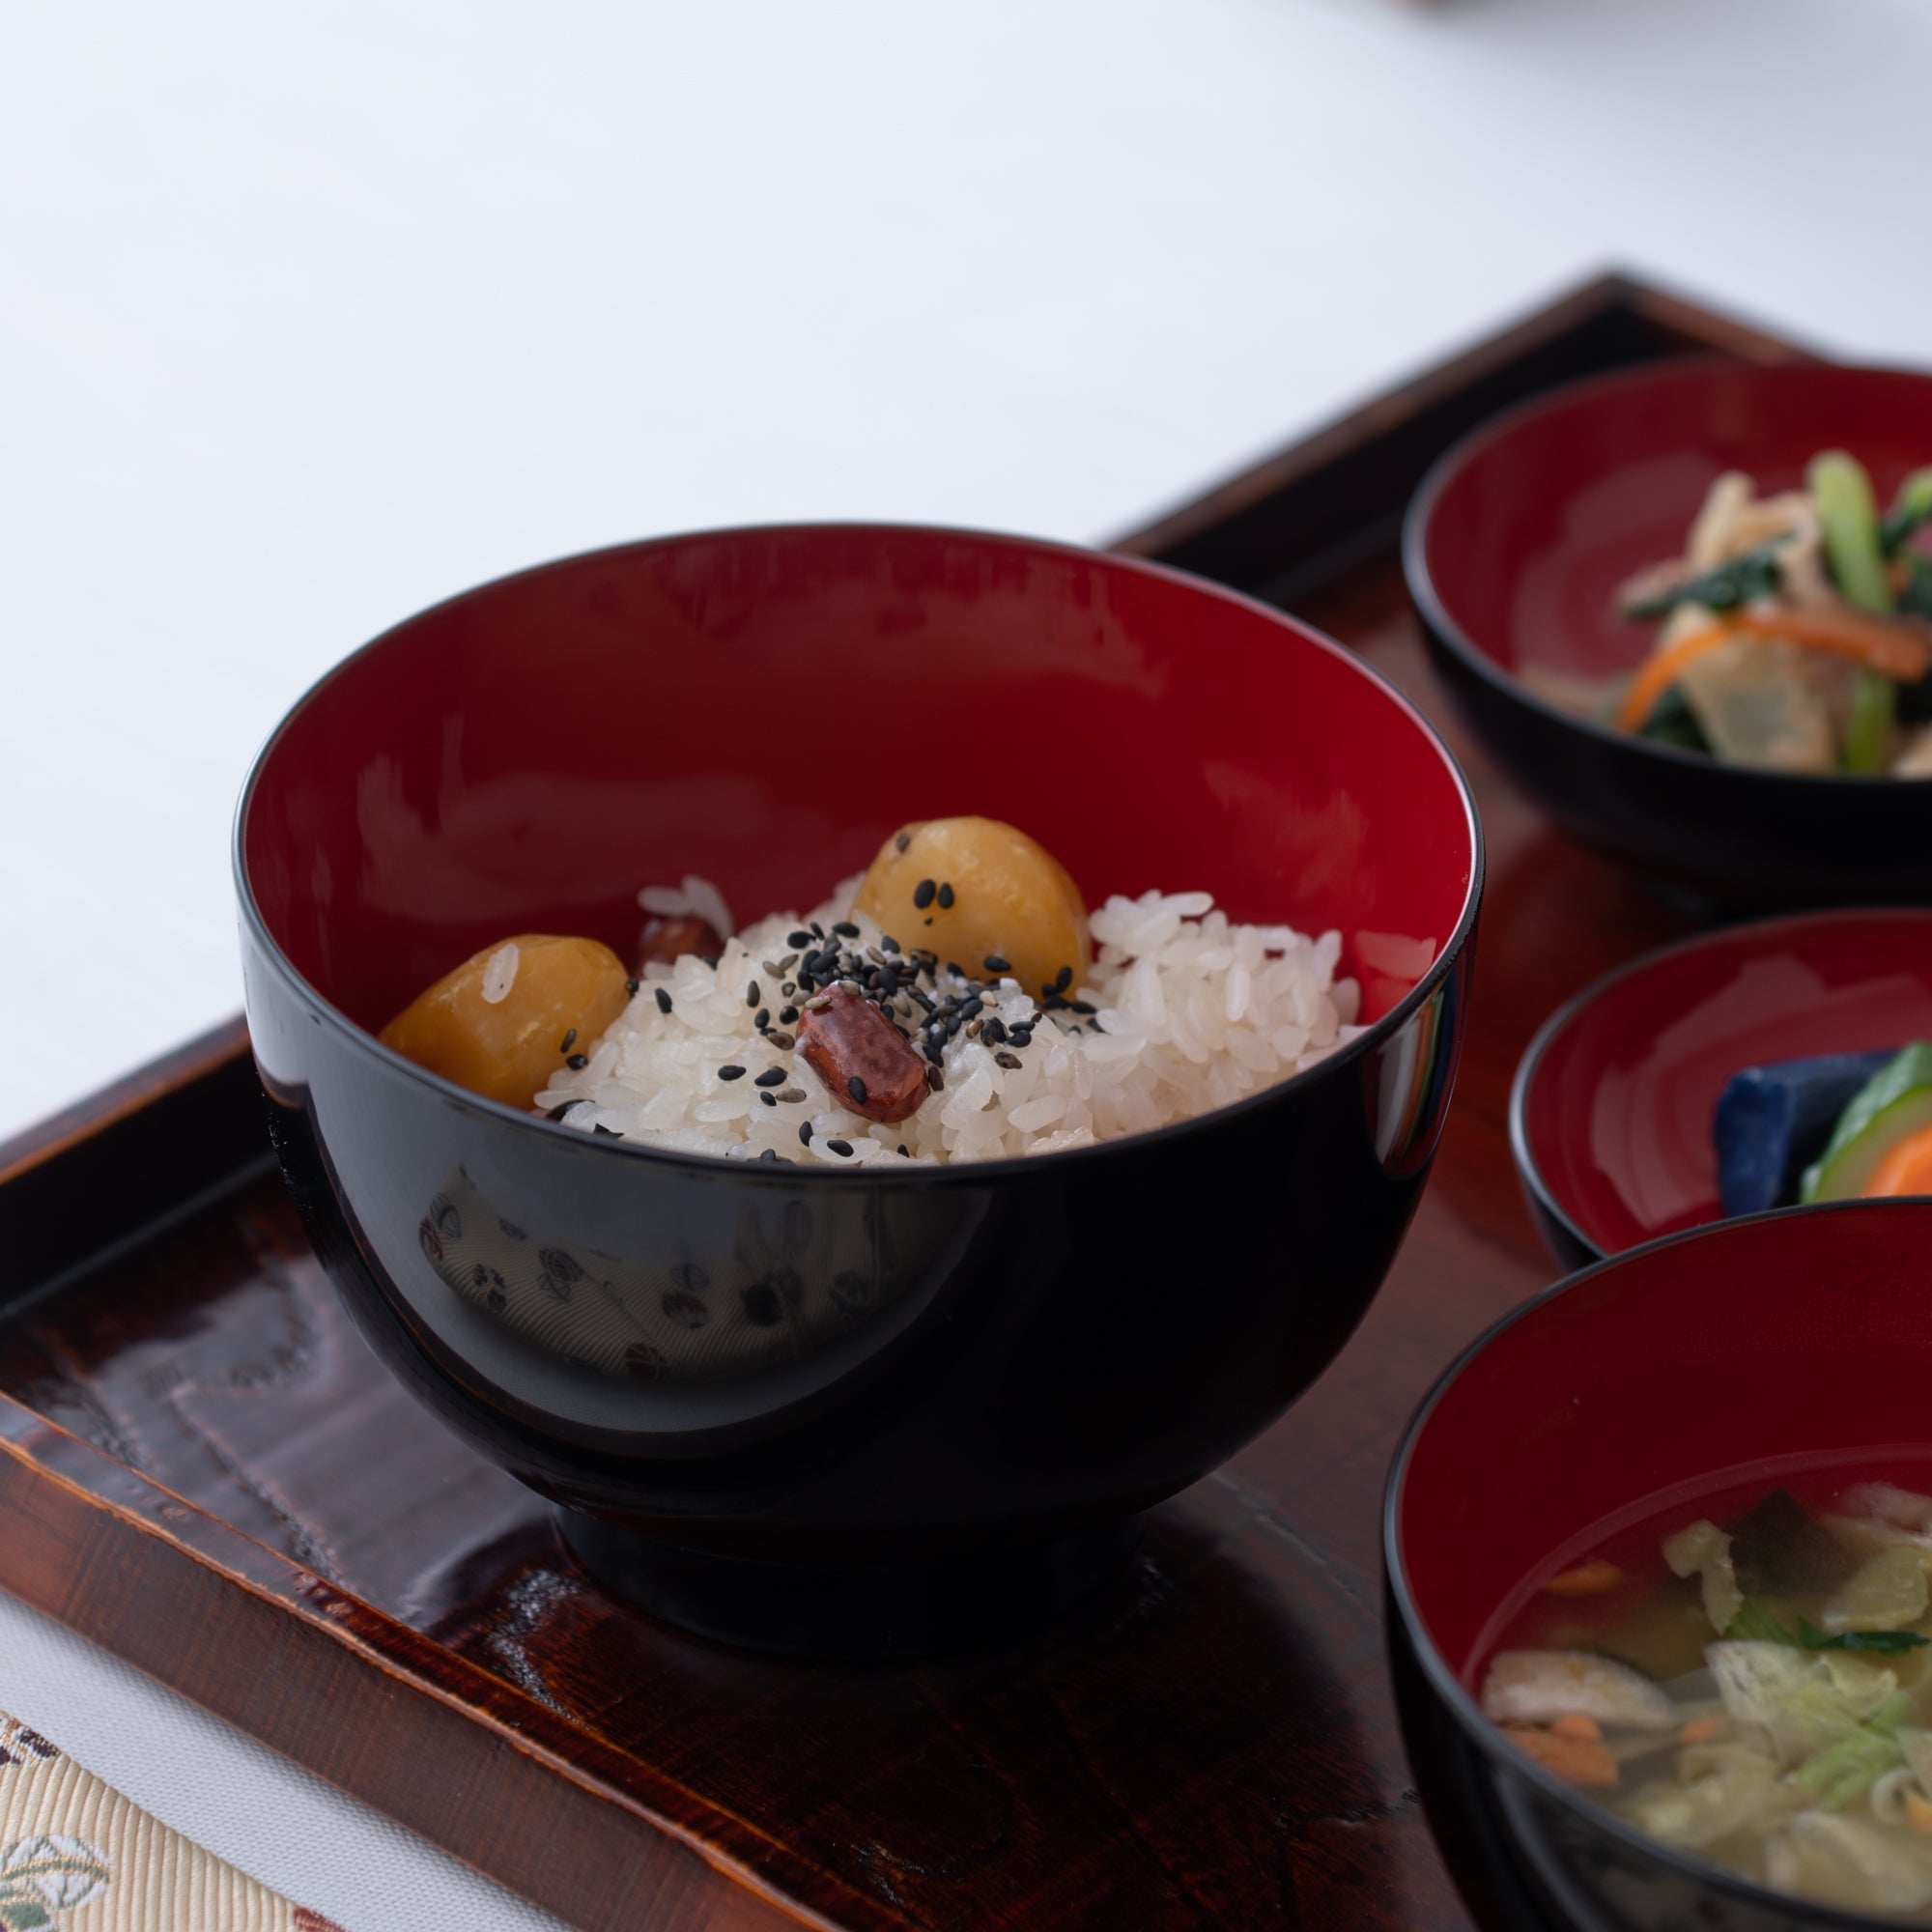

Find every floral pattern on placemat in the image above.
[0,1835,110,1929]
[0,1711,347,1930]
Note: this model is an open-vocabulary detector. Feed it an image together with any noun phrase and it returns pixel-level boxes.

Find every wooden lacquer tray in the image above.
[0,273,1812,1932]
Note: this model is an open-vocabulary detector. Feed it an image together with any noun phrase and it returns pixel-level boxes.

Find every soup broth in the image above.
[1475,1461,1932,1919]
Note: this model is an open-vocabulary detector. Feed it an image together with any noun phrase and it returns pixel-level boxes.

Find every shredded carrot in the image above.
[1617,605,1932,732]
[1543,1558,1625,1597]
[1907,1789,1932,1837]
[1678,1717,1721,1746]
[1731,607,1932,681]
[1863,1122,1932,1198]
[1616,621,1738,729]
[1550,1712,1603,1741]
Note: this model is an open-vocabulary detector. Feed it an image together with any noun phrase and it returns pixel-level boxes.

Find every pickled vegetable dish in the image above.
[378,816,1376,1167]
[1478,1471,1932,1918]
[1715,1044,1932,1216]
[1527,453,1932,774]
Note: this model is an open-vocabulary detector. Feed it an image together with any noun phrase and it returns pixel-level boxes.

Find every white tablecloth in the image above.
[2,0,1926,1922]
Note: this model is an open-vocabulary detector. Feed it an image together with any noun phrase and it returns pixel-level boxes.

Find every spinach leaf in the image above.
[1621,540,1788,621]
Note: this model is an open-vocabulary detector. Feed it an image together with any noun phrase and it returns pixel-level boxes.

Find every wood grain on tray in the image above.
[0,273,1809,1932]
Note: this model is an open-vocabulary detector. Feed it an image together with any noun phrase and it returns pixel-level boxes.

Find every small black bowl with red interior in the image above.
[1388,1202,1932,1932]
[1406,360,1932,908]
[1511,907,1932,1271]
[235,523,1481,1658]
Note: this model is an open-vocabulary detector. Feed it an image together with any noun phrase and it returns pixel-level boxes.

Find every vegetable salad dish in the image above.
[1531,453,1932,774]
[1480,1476,1932,1918]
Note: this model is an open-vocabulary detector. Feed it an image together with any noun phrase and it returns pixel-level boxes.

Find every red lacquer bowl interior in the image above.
[1516,910,1932,1257]
[1418,361,1932,689]
[241,525,1475,1038]
[1393,1202,1932,1684]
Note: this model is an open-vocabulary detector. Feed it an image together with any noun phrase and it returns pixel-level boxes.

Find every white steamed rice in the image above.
[535,878,1365,1166]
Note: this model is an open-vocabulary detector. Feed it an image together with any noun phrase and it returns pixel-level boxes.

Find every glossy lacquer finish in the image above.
[1387,1203,1932,1932]
[1512,909,1932,1268]
[1406,360,1932,907]
[237,524,1481,1656]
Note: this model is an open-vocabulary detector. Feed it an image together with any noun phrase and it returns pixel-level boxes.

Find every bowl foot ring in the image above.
[554,1509,1144,1662]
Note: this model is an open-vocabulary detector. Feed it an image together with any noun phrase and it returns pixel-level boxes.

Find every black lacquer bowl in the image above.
[1387,1203,1932,1932]
[237,522,1481,1657]
[1405,359,1932,908]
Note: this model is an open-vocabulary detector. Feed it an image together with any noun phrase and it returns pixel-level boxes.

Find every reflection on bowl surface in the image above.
[1406,359,1932,906]
[237,523,1480,1655]
[1513,909,1932,1269]
[1387,1202,1932,1932]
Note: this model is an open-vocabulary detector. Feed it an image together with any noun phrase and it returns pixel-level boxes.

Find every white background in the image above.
[0,0,1926,1922]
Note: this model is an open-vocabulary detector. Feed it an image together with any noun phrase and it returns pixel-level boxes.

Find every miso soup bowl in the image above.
[1406,359,1932,909]
[1387,1201,1932,1932]
[236,523,1481,1659]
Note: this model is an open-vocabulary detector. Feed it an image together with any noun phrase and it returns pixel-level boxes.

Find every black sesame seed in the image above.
[592,1122,621,1137]
[779,1086,806,1103]
[1071,999,1096,1015]
[755,1009,771,1030]
[810,922,825,939]
[700,954,719,969]
[898,1143,910,1157]
[995,1051,1023,1070]
[545,1102,575,1122]
[880,934,900,953]
[913,878,936,909]
[747,980,761,1008]
[718,1065,747,1081]
[654,987,673,1015]
[937,882,955,909]
[946,962,964,979]
[753,1066,787,1088]
[833,921,860,938]
[1043,993,1070,1011]
[780,1005,798,1024]
[1009,1025,1034,1047]
[787,930,813,949]
[825,1138,854,1157]
[1054,964,1074,992]
[926,1065,945,1091]
[983,1016,1008,1043]
[559,1028,578,1052]
[781,982,796,999]
[895,831,912,853]
[1088,1018,1107,1033]
[799,1122,814,1146]
[566,1053,589,1070]
[624,978,640,996]
[758,1148,781,1163]
[760,1092,777,1107]
[767,1030,795,1049]
[982,954,1009,975]
[847,1075,867,1104]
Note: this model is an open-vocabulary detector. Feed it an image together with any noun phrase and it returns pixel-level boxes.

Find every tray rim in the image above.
[0,265,1818,1932]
